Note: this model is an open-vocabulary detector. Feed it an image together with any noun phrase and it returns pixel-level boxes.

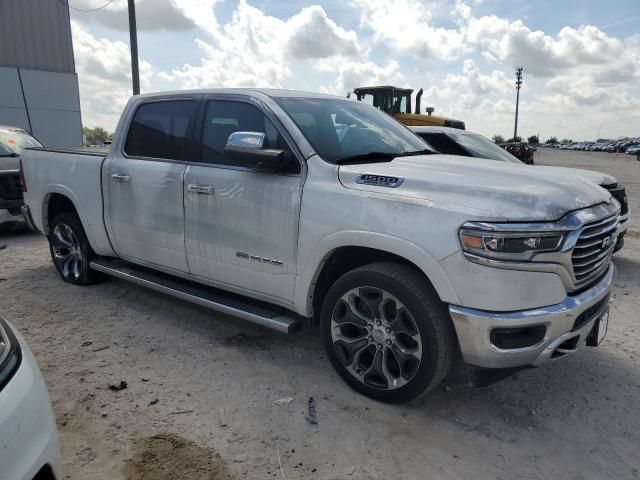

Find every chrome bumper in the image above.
[0,208,25,227]
[618,213,630,235]
[449,264,614,369]
[19,204,39,232]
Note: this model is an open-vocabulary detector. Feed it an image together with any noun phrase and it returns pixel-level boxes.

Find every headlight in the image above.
[0,317,22,391]
[459,226,564,261]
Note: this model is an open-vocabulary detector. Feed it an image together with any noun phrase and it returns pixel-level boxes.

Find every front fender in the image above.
[293,230,461,317]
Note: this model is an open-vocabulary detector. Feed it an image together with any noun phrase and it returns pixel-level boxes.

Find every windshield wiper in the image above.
[395,149,437,157]
[335,151,400,165]
[0,153,19,158]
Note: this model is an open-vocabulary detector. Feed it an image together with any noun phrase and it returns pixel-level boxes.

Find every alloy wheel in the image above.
[330,287,422,390]
[51,223,83,281]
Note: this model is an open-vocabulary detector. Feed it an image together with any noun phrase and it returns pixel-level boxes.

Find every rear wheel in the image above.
[48,212,100,285]
[321,262,456,403]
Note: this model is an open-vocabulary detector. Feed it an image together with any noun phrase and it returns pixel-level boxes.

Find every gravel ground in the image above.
[1,149,639,480]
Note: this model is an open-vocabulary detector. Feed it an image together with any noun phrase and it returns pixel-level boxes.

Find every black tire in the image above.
[320,262,457,403]
[48,212,100,285]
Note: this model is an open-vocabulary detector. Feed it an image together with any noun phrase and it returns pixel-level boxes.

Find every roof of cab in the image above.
[133,88,351,101]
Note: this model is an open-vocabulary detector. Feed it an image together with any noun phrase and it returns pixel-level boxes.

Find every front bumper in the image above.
[0,319,62,480]
[449,264,614,369]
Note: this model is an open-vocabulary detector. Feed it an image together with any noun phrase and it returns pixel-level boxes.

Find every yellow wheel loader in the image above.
[352,85,465,130]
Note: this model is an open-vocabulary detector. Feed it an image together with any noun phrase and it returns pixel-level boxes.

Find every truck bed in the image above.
[27,146,109,157]
[21,146,114,256]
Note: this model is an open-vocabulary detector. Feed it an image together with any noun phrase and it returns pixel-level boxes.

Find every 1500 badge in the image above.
[356,174,404,188]
[236,252,283,267]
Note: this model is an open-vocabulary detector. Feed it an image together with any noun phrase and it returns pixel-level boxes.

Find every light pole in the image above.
[128,0,140,95]
[513,67,523,141]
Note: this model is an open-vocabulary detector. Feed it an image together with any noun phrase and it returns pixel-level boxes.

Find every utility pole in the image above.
[513,67,523,141]
[128,0,140,95]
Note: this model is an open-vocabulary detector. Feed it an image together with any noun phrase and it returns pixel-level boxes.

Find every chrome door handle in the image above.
[111,174,131,183]
[187,184,214,195]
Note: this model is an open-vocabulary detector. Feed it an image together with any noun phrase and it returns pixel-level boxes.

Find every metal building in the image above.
[0,0,82,146]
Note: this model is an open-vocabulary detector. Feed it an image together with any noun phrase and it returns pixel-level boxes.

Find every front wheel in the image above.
[320,263,456,403]
[48,212,100,285]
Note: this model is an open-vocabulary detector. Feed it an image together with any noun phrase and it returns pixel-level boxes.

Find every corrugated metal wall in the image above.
[0,0,75,73]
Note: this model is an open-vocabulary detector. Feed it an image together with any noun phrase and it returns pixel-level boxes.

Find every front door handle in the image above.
[111,173,131,183]
[187,184,214,195]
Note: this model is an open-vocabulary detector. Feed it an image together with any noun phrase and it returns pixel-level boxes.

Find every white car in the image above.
[410,125,630,252]
[0,316,62,480]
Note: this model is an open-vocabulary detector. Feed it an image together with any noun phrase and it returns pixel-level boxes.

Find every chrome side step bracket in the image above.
[90,258,305,334]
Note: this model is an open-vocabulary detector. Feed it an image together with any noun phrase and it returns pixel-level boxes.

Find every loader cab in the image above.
[354,86,413,115]
[353,85,466,130]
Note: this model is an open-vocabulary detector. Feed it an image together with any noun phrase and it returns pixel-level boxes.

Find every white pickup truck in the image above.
[20,89,619,403]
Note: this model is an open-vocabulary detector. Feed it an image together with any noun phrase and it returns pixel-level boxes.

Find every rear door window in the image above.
[124,100,198,161]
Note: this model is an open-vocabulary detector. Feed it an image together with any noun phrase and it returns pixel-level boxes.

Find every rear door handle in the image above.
[111,174,131,183]
[187,184,214,195]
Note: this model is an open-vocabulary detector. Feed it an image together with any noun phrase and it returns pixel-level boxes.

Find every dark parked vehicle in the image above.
[0,126,43,229]
[499,142,535,164]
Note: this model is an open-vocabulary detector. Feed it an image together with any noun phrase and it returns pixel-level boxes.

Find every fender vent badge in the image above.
[356,174,404,188]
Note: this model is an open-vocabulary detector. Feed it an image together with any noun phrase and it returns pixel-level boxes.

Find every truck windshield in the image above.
[0,129,43,156]
[274,98,431,164]
[446,132,522,163]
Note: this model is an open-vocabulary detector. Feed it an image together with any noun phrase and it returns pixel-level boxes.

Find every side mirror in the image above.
[224,131,289,172]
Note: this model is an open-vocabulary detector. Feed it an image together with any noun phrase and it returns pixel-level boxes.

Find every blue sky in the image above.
[69,0,640,141]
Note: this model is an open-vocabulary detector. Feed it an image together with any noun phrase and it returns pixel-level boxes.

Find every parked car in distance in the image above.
[410,126,630,252]
[21,89,618,403]
[0,315,62,479]
[0,126,43,229]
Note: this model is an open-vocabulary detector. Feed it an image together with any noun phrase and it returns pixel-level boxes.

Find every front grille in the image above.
[0,172,23,201]
[571,211,618,289]
[604,184,629,216]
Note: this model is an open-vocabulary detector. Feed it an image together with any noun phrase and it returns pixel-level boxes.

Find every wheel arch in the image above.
[41,188,102,251]
[295,232,460,320]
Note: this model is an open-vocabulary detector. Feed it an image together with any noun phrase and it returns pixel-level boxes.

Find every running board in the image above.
[90,258,305,334]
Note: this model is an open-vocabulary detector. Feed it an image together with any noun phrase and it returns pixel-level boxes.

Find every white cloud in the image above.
[319,60,404,95]
[69,0,199,32]
[71,21,152,129]
[160,2,362,89]
[350,0,468,60]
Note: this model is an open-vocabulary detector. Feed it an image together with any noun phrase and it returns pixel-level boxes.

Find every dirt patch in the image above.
[123,434,234,480]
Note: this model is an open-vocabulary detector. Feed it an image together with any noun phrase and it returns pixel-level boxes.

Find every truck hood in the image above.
[532,165,616,187]
[338,154,612,222]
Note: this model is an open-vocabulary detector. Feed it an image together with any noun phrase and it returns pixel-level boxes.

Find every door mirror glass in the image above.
[226,131,267,149]
[224,131,288,172]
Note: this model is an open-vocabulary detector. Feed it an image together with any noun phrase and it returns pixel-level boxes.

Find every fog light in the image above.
[490,325,546,350]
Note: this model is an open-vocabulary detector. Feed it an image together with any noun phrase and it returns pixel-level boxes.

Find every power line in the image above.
[57,0,117,12]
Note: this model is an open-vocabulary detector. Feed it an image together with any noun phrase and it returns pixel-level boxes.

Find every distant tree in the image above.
[506,136,522,143]
[492,134,505,144]
[83,126,111,146]
[527,135,539,145]
[560,138,573,144]
[545,137,558,144]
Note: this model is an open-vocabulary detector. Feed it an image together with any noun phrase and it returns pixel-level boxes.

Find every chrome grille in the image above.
[571,211,619,289]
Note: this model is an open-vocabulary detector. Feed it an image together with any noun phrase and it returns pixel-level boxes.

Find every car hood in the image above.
[338,154,612,222]
[532,165,616,187]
